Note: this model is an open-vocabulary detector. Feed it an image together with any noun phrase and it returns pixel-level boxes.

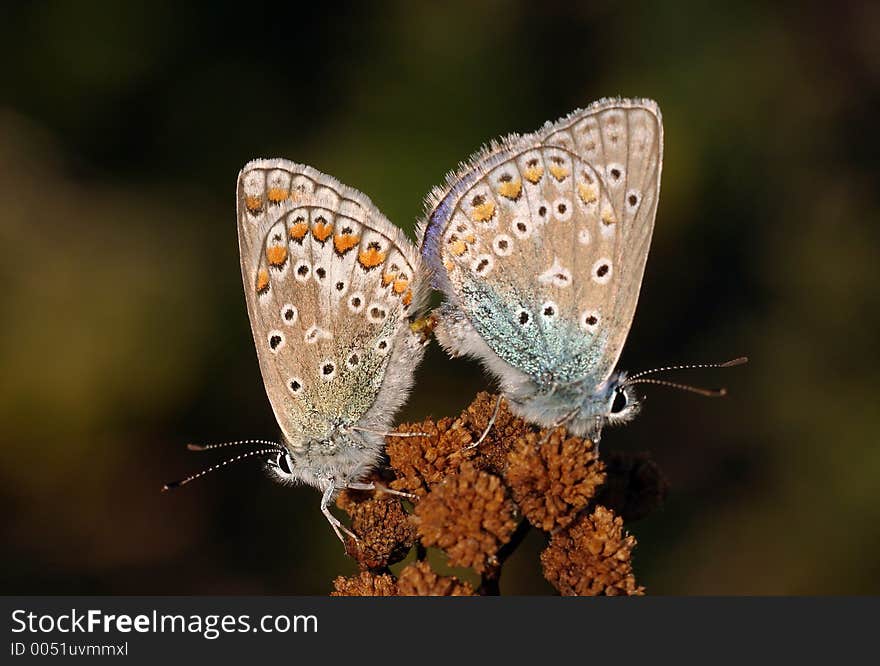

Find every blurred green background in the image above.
[1,0,878,595]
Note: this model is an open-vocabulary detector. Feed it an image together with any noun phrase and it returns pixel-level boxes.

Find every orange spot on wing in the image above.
[312,220,333,242]
[393,278,409,294]
[245,195,263,214]
[289,221,309,241]
[402,290,413,306]
[470,201,496,223]
[266,245,288,267]
[256,269,270,293]
[578,183,598,205]
[549,165,569,181]
[382,271,397,287]
[267,187,289,203]
[497,180,522,200]
[523,166,544,184]
[333,233,359,254]
[443,259,454,271]
[449,240,467,256]
[601,205,617,226]
[358,247,386,269]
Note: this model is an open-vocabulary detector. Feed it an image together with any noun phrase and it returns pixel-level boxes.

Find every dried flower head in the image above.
[397,561,475,596]
[415,462,518,573]
[596,451,669,522]
[331,570,398,596]
[541,505,644,596]
[459,392,533,474]
[385,416,473,496]
[505,429,606,531]
[337,486,417,570]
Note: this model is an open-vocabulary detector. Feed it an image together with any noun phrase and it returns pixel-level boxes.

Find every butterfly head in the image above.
[604,374,642,428]
[575,371,642,442]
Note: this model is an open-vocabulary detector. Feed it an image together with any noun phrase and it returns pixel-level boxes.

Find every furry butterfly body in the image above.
[419,98,663,442]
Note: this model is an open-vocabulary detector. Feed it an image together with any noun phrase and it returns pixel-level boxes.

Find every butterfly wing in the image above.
[237,159,428,445]
[419,98,663,389]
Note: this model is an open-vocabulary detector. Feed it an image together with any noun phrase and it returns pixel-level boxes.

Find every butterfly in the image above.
[418,98,666,443]
[167,159,429,542]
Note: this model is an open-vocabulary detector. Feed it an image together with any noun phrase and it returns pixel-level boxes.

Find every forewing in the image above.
[237,159,427,443]
[419,98,662,386]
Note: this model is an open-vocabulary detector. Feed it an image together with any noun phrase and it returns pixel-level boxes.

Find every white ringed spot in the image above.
[280,304,298,326]
[592,258,613,285]
[267,330,285,352]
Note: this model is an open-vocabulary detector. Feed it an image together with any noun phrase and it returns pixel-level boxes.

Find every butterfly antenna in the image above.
[185,439,282,452]
[625,377,727,398]
[625,356,748,382]
[162,448,281,491]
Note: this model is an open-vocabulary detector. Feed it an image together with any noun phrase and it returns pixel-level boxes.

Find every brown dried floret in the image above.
[459,392,533,474]
[397,561,475,596]
[595,451,669,522]
[415,462,517,573]
[505,429,606,531]
[337,487,417,570]
[331,571,398,596]
[385,416,473,496]
[541,505,644,596]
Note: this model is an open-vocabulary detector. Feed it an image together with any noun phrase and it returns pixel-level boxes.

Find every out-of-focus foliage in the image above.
[1,0,878,594]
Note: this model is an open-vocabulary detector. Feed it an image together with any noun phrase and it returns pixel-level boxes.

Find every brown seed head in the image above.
[331,571,398,596]
[505,429,606,531]
[415,462,518,573]
[385,416,474,496]
[397,561,475,596]
[459,392,533,474]
[337,487,417,570]
[541,505,644,596]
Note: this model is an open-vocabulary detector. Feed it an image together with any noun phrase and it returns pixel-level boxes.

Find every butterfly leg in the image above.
[539,407,580,445]
[465,394,504,450]
[320,485,358,543]
[346,481,417,501]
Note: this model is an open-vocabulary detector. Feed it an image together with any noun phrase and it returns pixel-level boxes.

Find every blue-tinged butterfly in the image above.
[419,98,744,443]
[166,159,429,541]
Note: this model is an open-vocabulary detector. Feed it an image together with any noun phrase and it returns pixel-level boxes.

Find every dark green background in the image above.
[2,1,878,594]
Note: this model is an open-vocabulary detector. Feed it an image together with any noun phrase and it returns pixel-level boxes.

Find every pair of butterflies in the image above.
[171,98,730,541]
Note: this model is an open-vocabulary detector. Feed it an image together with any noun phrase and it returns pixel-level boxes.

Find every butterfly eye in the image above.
[277,452,293,475]
[611,390,628,414]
